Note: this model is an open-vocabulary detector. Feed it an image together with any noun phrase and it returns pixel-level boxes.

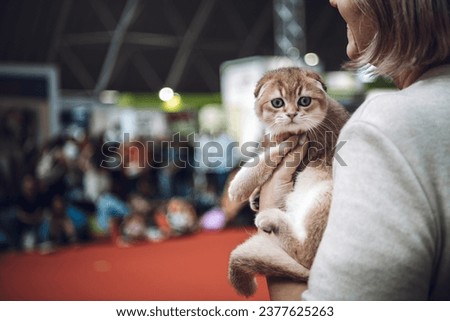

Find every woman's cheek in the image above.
[346,27,359,59]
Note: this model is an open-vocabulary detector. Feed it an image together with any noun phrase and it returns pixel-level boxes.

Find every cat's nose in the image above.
[286,112,298,119]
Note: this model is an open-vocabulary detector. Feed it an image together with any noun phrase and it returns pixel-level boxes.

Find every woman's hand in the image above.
[258,135,309,211]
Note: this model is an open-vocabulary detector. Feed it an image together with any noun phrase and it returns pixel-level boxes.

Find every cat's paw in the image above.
[228,178,253,203]
[255,209,284,234]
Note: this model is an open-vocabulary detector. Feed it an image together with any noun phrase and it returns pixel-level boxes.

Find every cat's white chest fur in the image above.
[285,166,333,242]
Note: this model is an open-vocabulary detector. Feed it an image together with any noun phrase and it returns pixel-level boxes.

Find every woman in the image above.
[260,0,450,300]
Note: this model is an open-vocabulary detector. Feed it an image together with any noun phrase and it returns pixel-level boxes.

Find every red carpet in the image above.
[0,228,269,301]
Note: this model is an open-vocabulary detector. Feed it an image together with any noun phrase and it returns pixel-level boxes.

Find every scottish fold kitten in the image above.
[228,67,349,297]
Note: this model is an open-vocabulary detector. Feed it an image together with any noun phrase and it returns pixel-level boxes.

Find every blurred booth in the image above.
[0,64,60,146]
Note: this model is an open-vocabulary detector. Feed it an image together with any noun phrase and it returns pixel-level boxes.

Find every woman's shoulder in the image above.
[346,75,450,142]
[335,72,450,173]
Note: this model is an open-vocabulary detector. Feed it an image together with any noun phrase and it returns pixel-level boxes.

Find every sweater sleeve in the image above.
[302,120,436,300]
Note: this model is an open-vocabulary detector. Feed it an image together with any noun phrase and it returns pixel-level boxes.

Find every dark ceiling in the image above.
[0,0,348,94]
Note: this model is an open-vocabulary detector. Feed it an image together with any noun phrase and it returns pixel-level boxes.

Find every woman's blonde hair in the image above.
[347,0,450,79]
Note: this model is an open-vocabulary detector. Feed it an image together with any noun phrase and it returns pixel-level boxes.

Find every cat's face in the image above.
[254,67,328,137]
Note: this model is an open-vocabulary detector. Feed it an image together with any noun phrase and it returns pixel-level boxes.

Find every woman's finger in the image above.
[275,138,309,181]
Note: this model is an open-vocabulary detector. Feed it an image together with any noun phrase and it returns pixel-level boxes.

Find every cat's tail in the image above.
[228,232,309,297]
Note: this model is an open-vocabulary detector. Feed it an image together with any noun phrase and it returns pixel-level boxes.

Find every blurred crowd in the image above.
[0,130,253,254]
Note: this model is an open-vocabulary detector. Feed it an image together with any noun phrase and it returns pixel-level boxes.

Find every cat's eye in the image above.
[298,96,312,107]
[271,98,285,108]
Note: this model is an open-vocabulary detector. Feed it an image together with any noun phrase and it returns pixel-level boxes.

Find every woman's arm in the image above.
[266,276,308,300]
[258,140,310,300]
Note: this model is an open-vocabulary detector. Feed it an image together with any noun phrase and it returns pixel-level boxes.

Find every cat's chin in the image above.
[270,124,305,136]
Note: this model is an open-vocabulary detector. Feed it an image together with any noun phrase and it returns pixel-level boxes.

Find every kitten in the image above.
[227,67,349,297]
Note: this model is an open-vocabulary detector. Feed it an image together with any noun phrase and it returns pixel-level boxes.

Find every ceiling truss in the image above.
[49,0,276,96]
[0,0,347,95]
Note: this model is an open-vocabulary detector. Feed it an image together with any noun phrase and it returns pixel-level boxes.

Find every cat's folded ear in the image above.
[254,79,269,98]
[306,70,327,92]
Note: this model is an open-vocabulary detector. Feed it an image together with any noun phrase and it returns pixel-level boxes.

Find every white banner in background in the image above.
[1,301,449,321]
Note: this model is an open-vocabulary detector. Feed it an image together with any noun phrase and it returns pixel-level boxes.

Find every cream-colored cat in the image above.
[228,67,349,297]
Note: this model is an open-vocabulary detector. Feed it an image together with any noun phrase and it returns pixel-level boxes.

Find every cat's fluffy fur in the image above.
[228,67,349,297]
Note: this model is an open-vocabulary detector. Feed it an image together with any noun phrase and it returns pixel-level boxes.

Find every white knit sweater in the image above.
[303,65,450,300]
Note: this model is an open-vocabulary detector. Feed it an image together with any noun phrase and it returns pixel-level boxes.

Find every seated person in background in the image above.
[13,174,50,252]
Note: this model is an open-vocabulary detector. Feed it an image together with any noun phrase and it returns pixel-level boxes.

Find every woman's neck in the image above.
[394,60,450,89]
[394,68,424,89]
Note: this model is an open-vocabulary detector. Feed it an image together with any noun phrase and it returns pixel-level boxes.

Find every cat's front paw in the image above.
[255,209,283,234]
[228,178,253,203]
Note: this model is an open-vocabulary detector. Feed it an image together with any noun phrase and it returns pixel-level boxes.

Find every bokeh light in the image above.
[163,93,182,112]
[158,87,174,102]
[304,52,320,67]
